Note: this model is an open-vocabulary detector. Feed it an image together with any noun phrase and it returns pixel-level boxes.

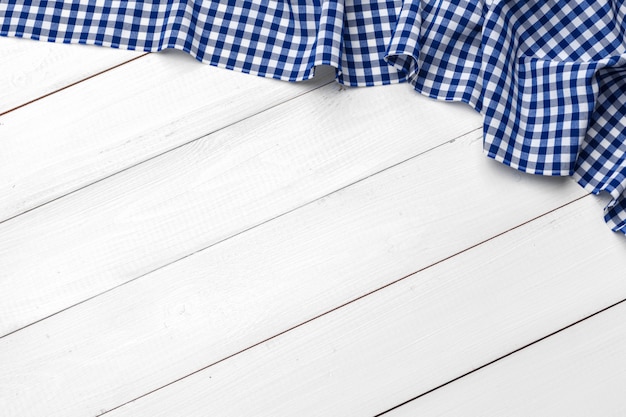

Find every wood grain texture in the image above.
[386,292,626,416]
[0,79,481,337]
[103,196,626,417]
[0,36,141,114]
[0,48,335,222]
[0,130,592,417]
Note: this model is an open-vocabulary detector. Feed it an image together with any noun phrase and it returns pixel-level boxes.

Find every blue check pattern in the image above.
[1,0,625,234]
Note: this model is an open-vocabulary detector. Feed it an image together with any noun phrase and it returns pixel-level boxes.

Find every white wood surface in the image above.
[1,36,625,417]
[0,130,589,416]
[0,73,480,336]
[104,195,626,417]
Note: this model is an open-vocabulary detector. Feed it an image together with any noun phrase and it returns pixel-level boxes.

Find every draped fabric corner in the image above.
[2,0,625,234]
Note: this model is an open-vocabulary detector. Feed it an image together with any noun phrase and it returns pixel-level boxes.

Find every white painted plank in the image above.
[0,81,481,336]
[0,36,141,114]
[386,295,626,416]
[0,130,592,417]
[103,196,626,417]
[0,48,335,222]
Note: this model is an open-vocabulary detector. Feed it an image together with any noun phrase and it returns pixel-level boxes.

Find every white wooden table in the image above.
[1,36,626,417]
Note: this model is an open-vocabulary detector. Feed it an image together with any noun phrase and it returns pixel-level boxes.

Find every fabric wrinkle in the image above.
[1,0,625,234]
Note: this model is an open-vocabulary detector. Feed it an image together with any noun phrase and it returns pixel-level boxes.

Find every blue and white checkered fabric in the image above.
[2,0,625,234]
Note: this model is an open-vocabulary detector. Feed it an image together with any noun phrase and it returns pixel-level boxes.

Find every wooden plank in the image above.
[0,80,482,336]
[385,296,626,416]
[0,130,593,417]
[0,36,141,114]
[0,48,335,222]
[103,197,626,417]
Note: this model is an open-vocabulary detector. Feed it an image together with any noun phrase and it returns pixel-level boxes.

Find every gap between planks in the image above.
[378,277,626,416]
[0,48,337,223]
[0,52,149,117]
[0,36,143,115]
[383,291,626,416]
[0,67,334,225]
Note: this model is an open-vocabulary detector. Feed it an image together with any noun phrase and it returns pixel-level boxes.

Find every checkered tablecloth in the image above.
[2,0,625,234]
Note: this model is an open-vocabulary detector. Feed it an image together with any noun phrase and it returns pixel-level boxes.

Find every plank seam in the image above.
[375,224,623,416]
[0,52,150,117]
[0,77,336,226]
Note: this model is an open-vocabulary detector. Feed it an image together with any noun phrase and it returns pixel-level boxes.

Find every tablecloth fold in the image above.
[2,0,625,234]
